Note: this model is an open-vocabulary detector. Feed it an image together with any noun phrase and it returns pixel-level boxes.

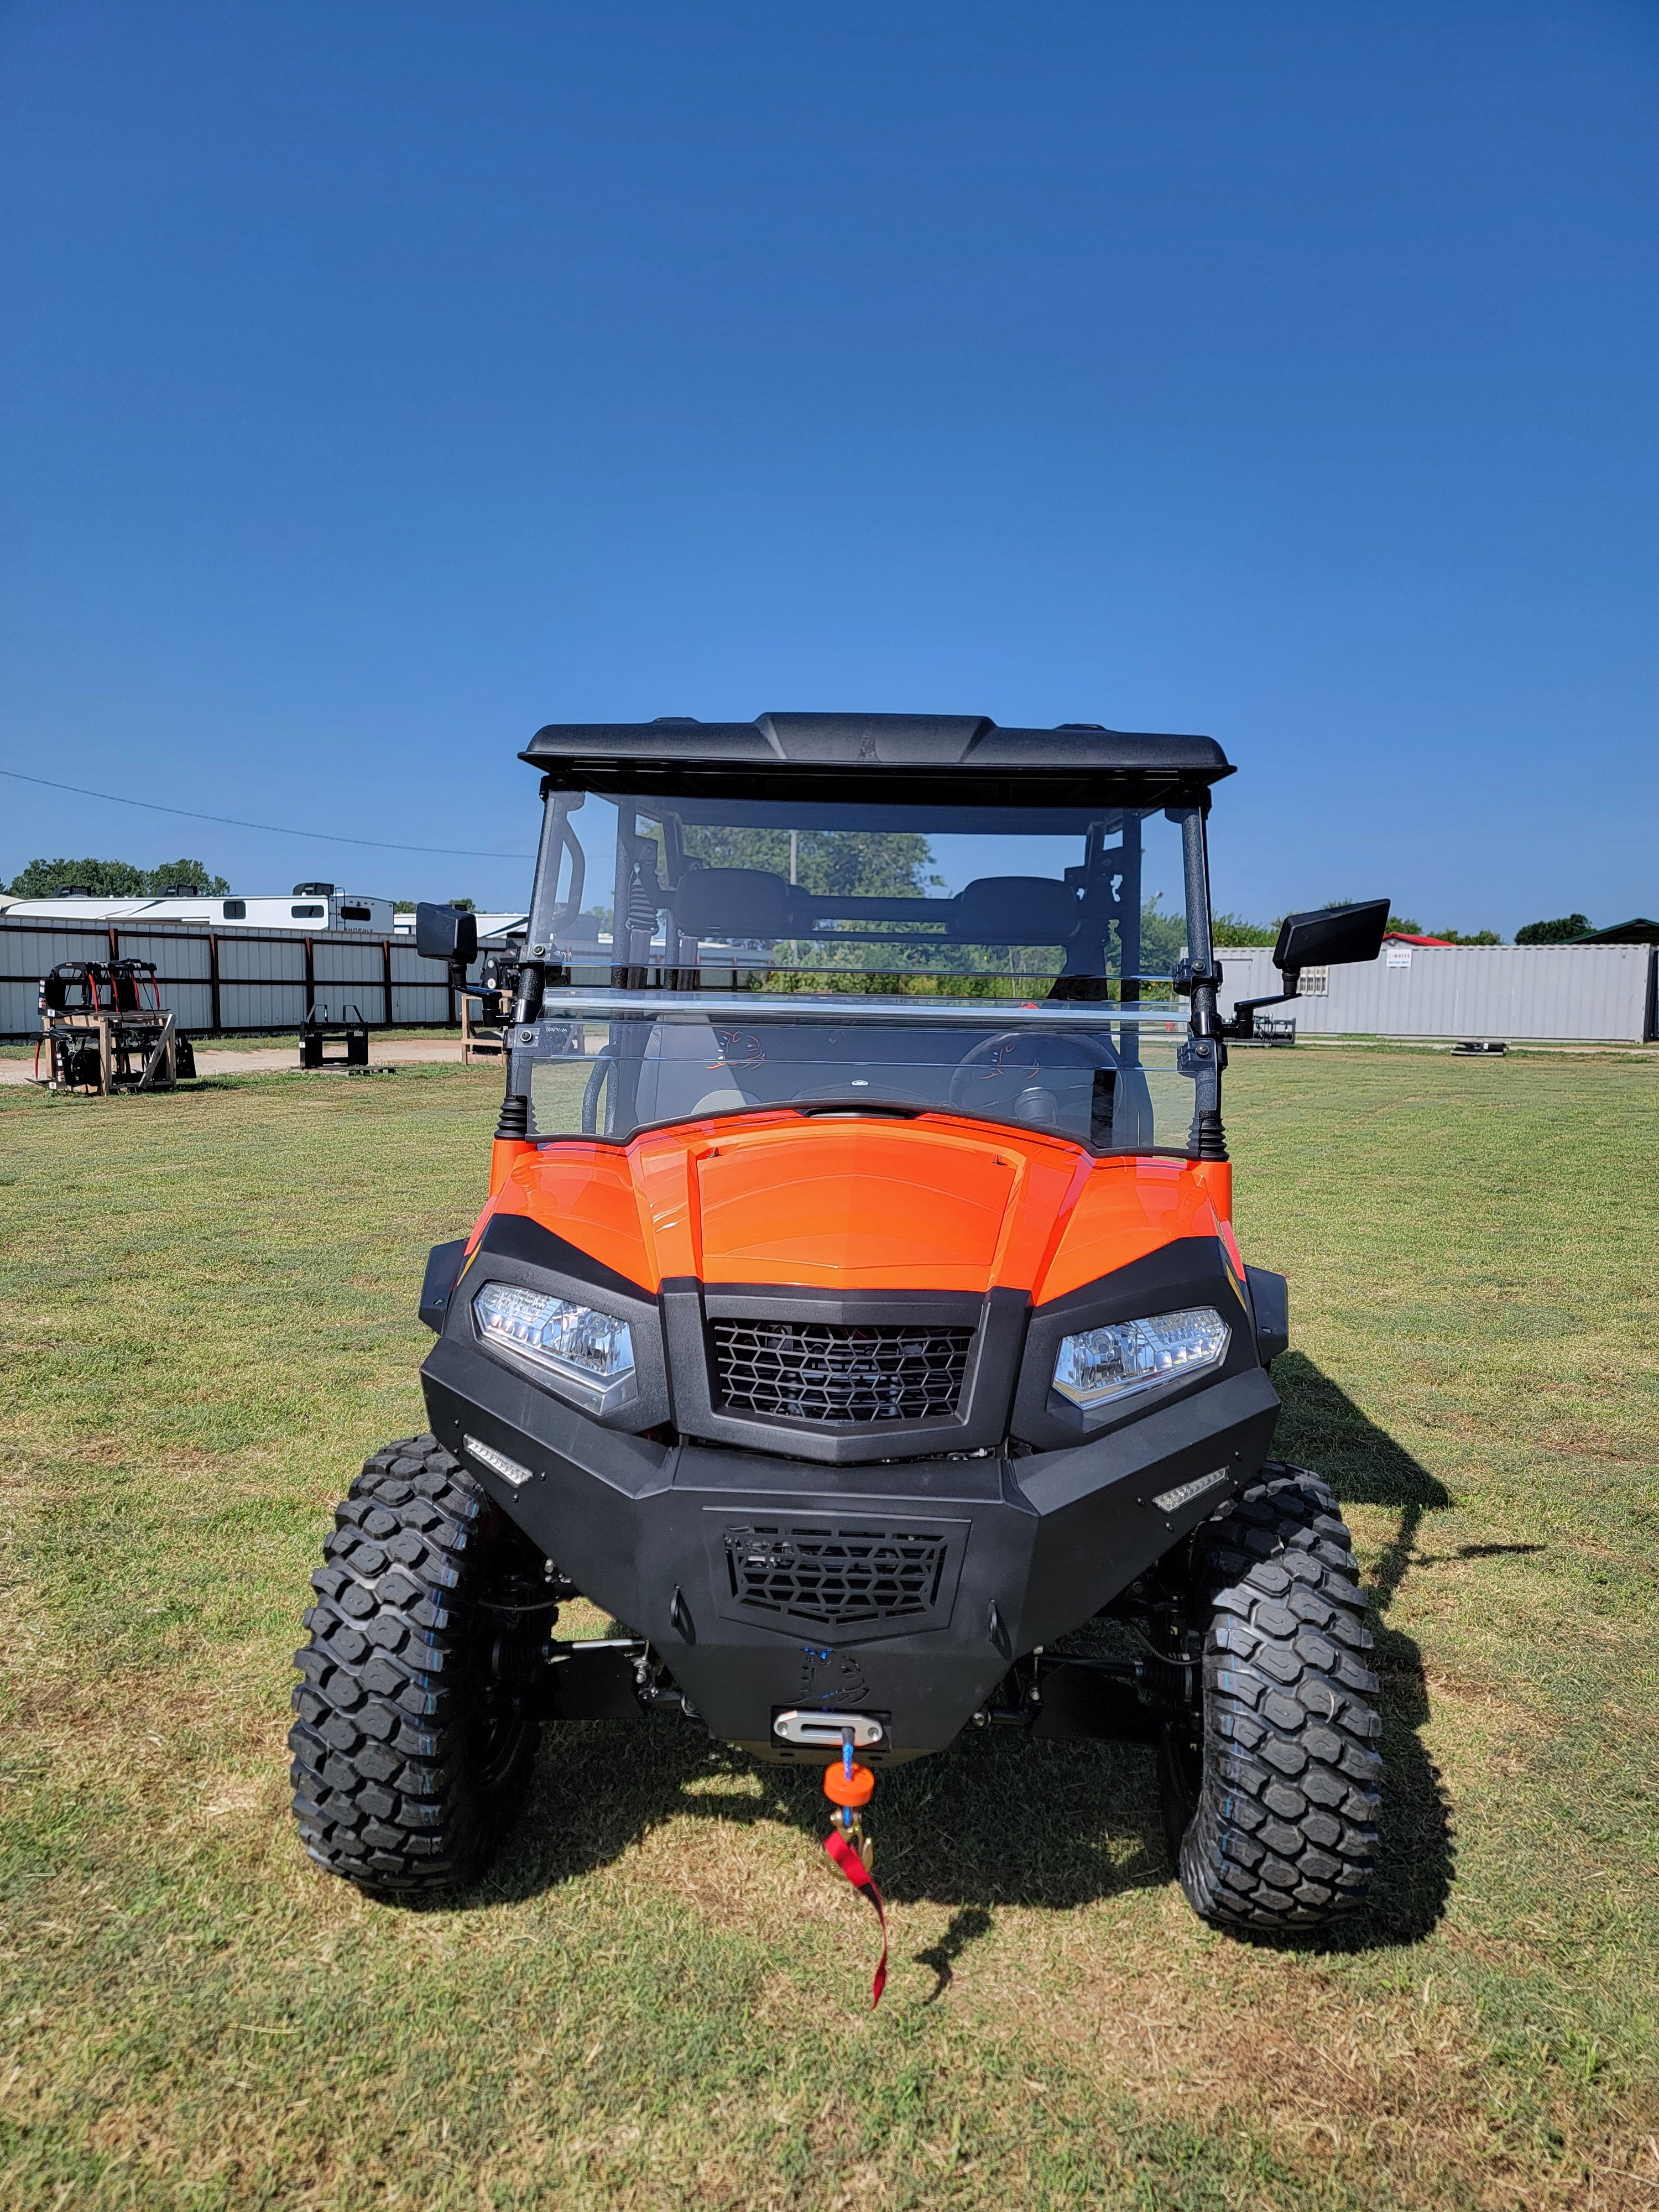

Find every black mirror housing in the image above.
[1273,899,1390,974]
[416,902,479,965]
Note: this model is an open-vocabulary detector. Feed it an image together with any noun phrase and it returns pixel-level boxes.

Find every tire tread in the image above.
[1177,1463,1381,1931]
[287,1434,541,1897]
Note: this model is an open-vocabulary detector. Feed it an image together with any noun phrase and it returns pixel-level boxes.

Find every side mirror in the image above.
[1273,899,1390,975]
[416,902,479,965]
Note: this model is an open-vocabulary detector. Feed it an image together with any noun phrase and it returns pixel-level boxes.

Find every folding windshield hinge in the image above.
[1172,954,1221,998]
[1176,1035,1227,1077]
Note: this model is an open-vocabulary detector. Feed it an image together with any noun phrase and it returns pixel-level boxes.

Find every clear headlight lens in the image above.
[473,1281,636,1410]
[1052,1307,1229,1416]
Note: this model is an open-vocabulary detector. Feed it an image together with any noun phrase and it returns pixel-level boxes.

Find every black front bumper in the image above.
[420,1331,1280,1763]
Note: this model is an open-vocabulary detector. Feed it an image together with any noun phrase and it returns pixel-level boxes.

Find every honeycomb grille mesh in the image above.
[723,1524,950,1629]
[711,1319,972,1424]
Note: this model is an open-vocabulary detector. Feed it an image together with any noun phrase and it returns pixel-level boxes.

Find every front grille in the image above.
[723,1523,951,1629]
[711,1319,972,1424]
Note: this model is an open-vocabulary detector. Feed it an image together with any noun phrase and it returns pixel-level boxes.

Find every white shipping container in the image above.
[1219,943,1656,1044]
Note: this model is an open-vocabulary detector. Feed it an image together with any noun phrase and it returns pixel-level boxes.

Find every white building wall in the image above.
[1219,943,1655,1043]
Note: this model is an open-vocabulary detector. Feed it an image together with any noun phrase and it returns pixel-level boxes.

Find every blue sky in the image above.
[2,1,1655,932]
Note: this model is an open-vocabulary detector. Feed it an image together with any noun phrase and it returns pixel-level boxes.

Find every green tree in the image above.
[144,858,229,894]
[1431,926,1502,945]
[679,826,938,899]
[6,855,228,896]
[1211,911,1277,946]
[1515,914,1591,945]
[1134,894,1187,974]
[8,856,149,896]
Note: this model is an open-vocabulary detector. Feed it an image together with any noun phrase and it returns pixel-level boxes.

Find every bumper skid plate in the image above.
[422,1335,1279,1762]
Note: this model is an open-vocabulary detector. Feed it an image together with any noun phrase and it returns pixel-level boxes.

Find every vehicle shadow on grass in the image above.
[493,1717,1170,1922]
[469,1355,1457,1949]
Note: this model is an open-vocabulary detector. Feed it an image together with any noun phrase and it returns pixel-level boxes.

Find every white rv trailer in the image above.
[2,883,398,932]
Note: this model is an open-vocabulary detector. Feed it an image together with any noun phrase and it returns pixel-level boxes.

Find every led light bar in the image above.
[1151,1468,1231,1515]
[465,1434,534,1489]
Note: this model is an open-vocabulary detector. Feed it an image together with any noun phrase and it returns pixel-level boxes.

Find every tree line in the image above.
[1,851,1601,947]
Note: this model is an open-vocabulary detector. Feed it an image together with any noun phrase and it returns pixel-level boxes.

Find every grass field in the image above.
[2,1051,1656,2210]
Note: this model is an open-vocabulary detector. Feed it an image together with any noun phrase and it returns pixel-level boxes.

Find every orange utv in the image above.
[290,714,1390,1937]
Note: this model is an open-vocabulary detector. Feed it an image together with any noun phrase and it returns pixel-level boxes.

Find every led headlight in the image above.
[472,1281,637,1412]
[1052,1307,1229,1417]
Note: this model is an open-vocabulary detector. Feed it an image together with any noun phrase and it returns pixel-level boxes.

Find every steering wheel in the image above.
[947,1027,1119,1113]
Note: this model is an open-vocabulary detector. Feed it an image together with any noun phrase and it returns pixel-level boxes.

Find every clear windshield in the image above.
[517,791,1204,1152]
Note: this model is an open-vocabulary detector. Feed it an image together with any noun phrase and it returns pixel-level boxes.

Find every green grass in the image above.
[1,1052,1656,2210]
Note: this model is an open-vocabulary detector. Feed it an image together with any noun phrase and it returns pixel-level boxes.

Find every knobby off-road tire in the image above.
[289,1435,546,1897]
[1161,1464,1383,1932]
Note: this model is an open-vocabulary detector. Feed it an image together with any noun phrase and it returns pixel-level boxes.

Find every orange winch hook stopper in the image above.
[823,1759,875,1809]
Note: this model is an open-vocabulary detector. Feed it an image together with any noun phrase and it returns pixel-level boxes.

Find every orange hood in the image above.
[479,1111,1237,1303]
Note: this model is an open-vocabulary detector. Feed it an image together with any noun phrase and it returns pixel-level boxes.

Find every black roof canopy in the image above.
[521,712,1232,810]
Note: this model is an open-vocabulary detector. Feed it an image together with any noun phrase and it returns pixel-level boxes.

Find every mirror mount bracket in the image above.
[1220,968,1302,1040]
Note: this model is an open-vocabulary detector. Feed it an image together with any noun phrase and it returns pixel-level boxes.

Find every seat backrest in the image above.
[668,868,802,940]
[951,876,1081,946]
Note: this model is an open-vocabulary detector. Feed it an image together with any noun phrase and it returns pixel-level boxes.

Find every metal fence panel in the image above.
[391,943,456,984]
[0,921,114,975]
[216,935,306,982]
[0,914,473,1038]
[312,941,387,984]
[392,985,453,1024]
[218,982,310,1029]
[159,982,216,1030]
[1,978,40,1032]
[1219,944,1656,1042]
[113,930,213,978]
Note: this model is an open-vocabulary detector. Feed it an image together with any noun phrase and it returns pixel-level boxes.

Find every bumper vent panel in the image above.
[712,1319,972,1425]
[723,1523,951,1631]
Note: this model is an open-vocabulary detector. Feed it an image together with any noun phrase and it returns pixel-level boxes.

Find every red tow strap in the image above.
[823,1827,888,2007]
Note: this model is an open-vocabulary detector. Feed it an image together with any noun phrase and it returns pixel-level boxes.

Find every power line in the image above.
[0,765,535,860]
